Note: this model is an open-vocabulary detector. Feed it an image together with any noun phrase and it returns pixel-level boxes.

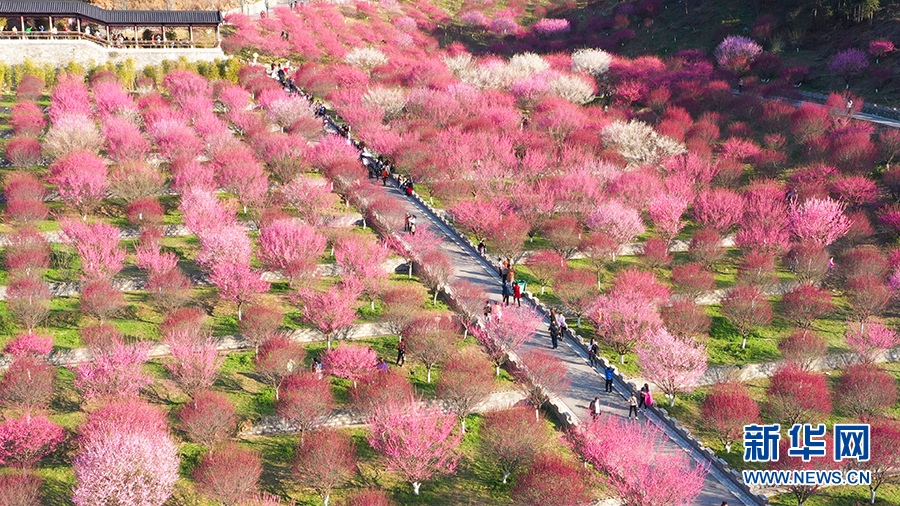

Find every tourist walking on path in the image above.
[501,280,512,306]
[628,393,639,419]
[549,317,560,349]
[588,338,599,367]
[589,396,601,420]
[396,338,406,366]
[604,366,615,393]
[512,281,522,307]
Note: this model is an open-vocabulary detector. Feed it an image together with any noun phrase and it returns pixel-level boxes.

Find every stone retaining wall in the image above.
[0,39,226,67]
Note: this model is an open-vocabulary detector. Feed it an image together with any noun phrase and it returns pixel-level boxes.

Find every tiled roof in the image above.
[0,0,221,25]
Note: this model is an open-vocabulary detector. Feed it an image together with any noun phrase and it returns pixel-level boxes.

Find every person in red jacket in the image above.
[512,281,522,307]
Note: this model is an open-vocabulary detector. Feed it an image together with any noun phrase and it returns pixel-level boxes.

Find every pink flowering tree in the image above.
[648,194,688,246]
[72,407,180,506]
[591,293,662,364]
[515,349,570,420]
[570,416,707,506]
[869,40,894,63]
[586,201,645,261]
[636,329,708,406]
[48,150,108,218]
[829,49,869,87]
[193,443,262,506]
[178,389,237,448]
[257,219,326,286]
[295,282,361,349]
[334,234,389,308]
[437,348,495,433]
[714,36,763,74]
[75,334,152,400]
[554,268,597,327]
[788,197,851,247]
[475,305,542,375]
[209,261,270,321]
[368,397,462,495]
[692,188,743,233]
[479,407,554,484]
[321,344,377,387]
[214,147,269,214]
[254,334,306,400]
[0,415,65,469]
[163,329,224,397]
[512,454,589,506]
[449,199,503,243]
[60,219,125,280]
[846,320,900,363]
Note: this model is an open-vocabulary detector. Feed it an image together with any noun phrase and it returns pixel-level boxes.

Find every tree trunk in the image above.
[535,407,539,421]
[496,365,501,376]
[275,385,279,400]
[371,300,375,310]
[619,354,625,364]
[577,315,582,328]
[237,305,242,321]
[433,290,438,306]
[427,368,432,383]
[669,395,675,407]
[327,335,332,350]
[541,285,545,294]
[871,488,876,504]
[502,470,511,484]
[413,482,421,495]
[461,418,466,433]
[725,442,732,453]
[408,262,413,279]
[741,336,747,349]
[362,217,367,229]
[324,492,330,506]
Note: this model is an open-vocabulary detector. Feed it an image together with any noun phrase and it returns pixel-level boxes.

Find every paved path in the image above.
[371,168,758,505]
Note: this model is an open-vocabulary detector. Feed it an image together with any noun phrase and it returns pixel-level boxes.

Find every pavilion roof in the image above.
[0,0,222,25]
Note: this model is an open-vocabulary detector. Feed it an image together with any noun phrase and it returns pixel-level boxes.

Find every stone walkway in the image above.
[375,173,761,505]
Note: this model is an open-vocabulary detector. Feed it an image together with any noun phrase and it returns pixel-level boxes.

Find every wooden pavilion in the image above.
[0,0,222,47]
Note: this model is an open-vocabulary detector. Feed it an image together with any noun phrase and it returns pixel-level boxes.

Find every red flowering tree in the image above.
[846,275,892,322]
[767,366,832,426]
[194,443,262,505]
[254,334,306,400]
[0,414,65,469]
[512,454,589,506]
[403,315,457,383]
[276,371,334,437]
[0,473,43,505]
[554,268,597,328]
[437,347,495,432]
[293,429,357,506]
[778,330,827,371]
[836,364,898,418]
[671,262,716,299]
[769,438,837,506]
[515,349,570,418]
[701,382,760,453]
[178,389,237,448]
[0,355,55,411]
[780,285,833,327]
[525,250,566,295]
[720,286,772,349]
[862,420,900,504]
[479,407,553,484]
[484,213,530,265]
[368,396,462,495]
[5,276,51,332]
[661,300,711,339]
